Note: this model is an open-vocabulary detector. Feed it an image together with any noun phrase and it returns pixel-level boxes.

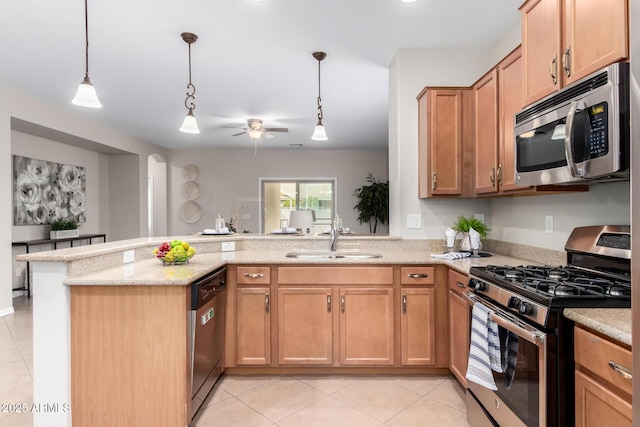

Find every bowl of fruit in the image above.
[151,240,196,265]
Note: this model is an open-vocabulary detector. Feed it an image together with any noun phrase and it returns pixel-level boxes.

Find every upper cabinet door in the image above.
[563,0,628,85]
[521,0,563,106]
[473,69,499,195]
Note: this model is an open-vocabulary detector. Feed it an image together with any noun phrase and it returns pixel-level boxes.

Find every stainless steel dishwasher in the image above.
[189,266,226,420]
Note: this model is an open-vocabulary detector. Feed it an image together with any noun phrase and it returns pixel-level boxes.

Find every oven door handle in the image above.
[464,292,546,347]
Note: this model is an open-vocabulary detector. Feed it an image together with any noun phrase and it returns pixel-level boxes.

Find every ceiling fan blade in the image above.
[263,133,275,139]
[232,131,247,137]
[264,128,288,133]
[221,125,246,129]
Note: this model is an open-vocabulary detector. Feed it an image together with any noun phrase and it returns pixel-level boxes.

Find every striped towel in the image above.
[466,302,503,390]
[503,331,519,389]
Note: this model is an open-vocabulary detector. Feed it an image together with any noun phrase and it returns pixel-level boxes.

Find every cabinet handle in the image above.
[402,295,407,314]
[408,273,428,278]
[608,361,632,381]
[341,294,345,313]
[265,293,270,313]
[549,55,558,84]
[432,173,437,191]
[497,164,503,186]
[489,166,496,185]
[456,281,466,288]
[244,273,264,278]
[563,46,571,77]
[327,295,332,313]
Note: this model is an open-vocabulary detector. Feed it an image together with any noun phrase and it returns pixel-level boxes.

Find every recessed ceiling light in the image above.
[400,0,418,3]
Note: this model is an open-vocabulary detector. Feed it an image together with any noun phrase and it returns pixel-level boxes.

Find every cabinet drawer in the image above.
[278,266,393,285]
[448,270,469,294]
[237,266,271,285]
[400,267,435,285]
[575,326,632,395]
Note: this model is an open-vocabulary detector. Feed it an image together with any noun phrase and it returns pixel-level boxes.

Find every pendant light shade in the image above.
[311,51,328,141]
[180,110,200,134]
[179,32,200,134]
[72,0,101,108]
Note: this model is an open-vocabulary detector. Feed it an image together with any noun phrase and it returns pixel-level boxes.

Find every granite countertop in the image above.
[564,308,632,346]
[62,249,527,286]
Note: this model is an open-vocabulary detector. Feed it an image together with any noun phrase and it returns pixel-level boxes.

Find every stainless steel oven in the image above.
[464,225,631,427]
[464,293,547,427]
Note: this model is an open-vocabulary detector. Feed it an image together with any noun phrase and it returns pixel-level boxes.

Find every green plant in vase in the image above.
[451,215,490,251]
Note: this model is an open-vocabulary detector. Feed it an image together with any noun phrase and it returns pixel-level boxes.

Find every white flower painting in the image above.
[13,156,86,226]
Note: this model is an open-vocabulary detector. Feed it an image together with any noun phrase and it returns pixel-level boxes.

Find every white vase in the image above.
[459,233,472,252]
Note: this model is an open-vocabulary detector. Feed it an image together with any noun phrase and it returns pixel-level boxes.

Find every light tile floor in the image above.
[1,296,470,427]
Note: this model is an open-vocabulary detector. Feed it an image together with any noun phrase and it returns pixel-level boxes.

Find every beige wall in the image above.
[167,148,389,235]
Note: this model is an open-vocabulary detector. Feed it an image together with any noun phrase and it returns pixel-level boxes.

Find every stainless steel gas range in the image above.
[464,225,631,427]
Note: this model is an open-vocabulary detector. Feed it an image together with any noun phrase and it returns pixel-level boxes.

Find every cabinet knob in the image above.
[489,166,496,186]
[609,361,632,381]
[402,294,407,314]
[265,293,270,313]
[341,294,345,313]
[327,294,332,313]
[408,273,428,278]
[496,164,503,186]
[432,173,437,191]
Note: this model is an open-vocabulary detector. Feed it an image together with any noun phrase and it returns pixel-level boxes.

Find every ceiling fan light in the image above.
[180,110,200,134]
[248,129,264,139]
[311,123,328,141]
[72,76,102,108]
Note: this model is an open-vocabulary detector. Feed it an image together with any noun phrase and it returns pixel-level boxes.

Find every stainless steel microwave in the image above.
[514,62,630,186]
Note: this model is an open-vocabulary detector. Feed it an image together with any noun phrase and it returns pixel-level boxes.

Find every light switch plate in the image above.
[123,250,135,263]
[545,215,554,234]
[221,241,235,252]
[407,214,422,229]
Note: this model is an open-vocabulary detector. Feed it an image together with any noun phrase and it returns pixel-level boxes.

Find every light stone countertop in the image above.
[564,308,632,346]
[62,249,529,286]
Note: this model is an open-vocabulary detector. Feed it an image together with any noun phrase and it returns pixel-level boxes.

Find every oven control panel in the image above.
[468,277,549,327]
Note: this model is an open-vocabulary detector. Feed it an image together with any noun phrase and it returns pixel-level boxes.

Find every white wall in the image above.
[167,148,389,235]
[0,81,166,315]
[388,47,493,239]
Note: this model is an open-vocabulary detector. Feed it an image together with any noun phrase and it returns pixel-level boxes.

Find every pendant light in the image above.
[311,51,328,141]
[179,32,200,134]
[71,0,102,108]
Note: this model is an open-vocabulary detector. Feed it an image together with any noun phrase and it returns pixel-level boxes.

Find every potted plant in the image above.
[353,173,389,234]
[49,218,80,239]
[452,215,490,251]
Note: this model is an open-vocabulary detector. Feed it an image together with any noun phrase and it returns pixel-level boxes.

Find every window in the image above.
[260,179,335,233]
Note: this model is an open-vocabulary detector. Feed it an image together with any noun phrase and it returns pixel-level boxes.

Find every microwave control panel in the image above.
[586,102,608,158]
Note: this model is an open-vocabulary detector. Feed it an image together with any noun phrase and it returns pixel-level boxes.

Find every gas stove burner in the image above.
[548,268,570,280]
[505,269,525,279]
[607,286,630,298]
[552,284,578,296]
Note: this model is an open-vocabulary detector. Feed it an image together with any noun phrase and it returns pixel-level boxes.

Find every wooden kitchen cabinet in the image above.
[448,269,471,387]
[418,87,473,197]
[400,288,435,365]
[473,68,499,195]
[277,287,333,365]
[574,326,632,427]
[236,287,271,365]
[339,288,395,365]
[521,0,628,105]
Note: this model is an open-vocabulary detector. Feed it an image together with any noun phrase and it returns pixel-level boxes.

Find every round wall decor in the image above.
[179,201,202,223]
[182,164,199,181]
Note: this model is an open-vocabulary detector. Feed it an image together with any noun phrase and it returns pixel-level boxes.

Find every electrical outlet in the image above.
[221,241,235,252]
[407,214,422,229]
[545,215,554,234]
[123,250,135,263]
[474,213,485,222]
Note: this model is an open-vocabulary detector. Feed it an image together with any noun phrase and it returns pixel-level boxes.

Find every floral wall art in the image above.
[13,156,86,226]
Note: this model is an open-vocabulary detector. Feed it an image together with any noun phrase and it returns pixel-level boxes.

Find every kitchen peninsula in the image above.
[12,234,573,426]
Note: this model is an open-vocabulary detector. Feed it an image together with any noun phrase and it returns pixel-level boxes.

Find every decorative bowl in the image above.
[149,240,196,265]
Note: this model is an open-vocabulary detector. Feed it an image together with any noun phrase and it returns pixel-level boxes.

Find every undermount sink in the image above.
[285,251,382,259]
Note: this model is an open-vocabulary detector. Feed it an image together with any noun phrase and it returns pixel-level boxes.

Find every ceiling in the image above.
[0,0,520,151]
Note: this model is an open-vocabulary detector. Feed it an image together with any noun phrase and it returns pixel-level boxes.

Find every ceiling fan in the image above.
[231,119,288,140]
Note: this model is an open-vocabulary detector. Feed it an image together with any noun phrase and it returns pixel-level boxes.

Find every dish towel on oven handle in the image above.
[502,331,519,389]
[466,302,503,391]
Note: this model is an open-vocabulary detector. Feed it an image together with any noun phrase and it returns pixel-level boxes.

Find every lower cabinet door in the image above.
[401,288,435,365]
[236,287,271,365]
[339,288,394,365]
[448,288,470,385]
[575,370,632,427]
[277,288,333,365]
